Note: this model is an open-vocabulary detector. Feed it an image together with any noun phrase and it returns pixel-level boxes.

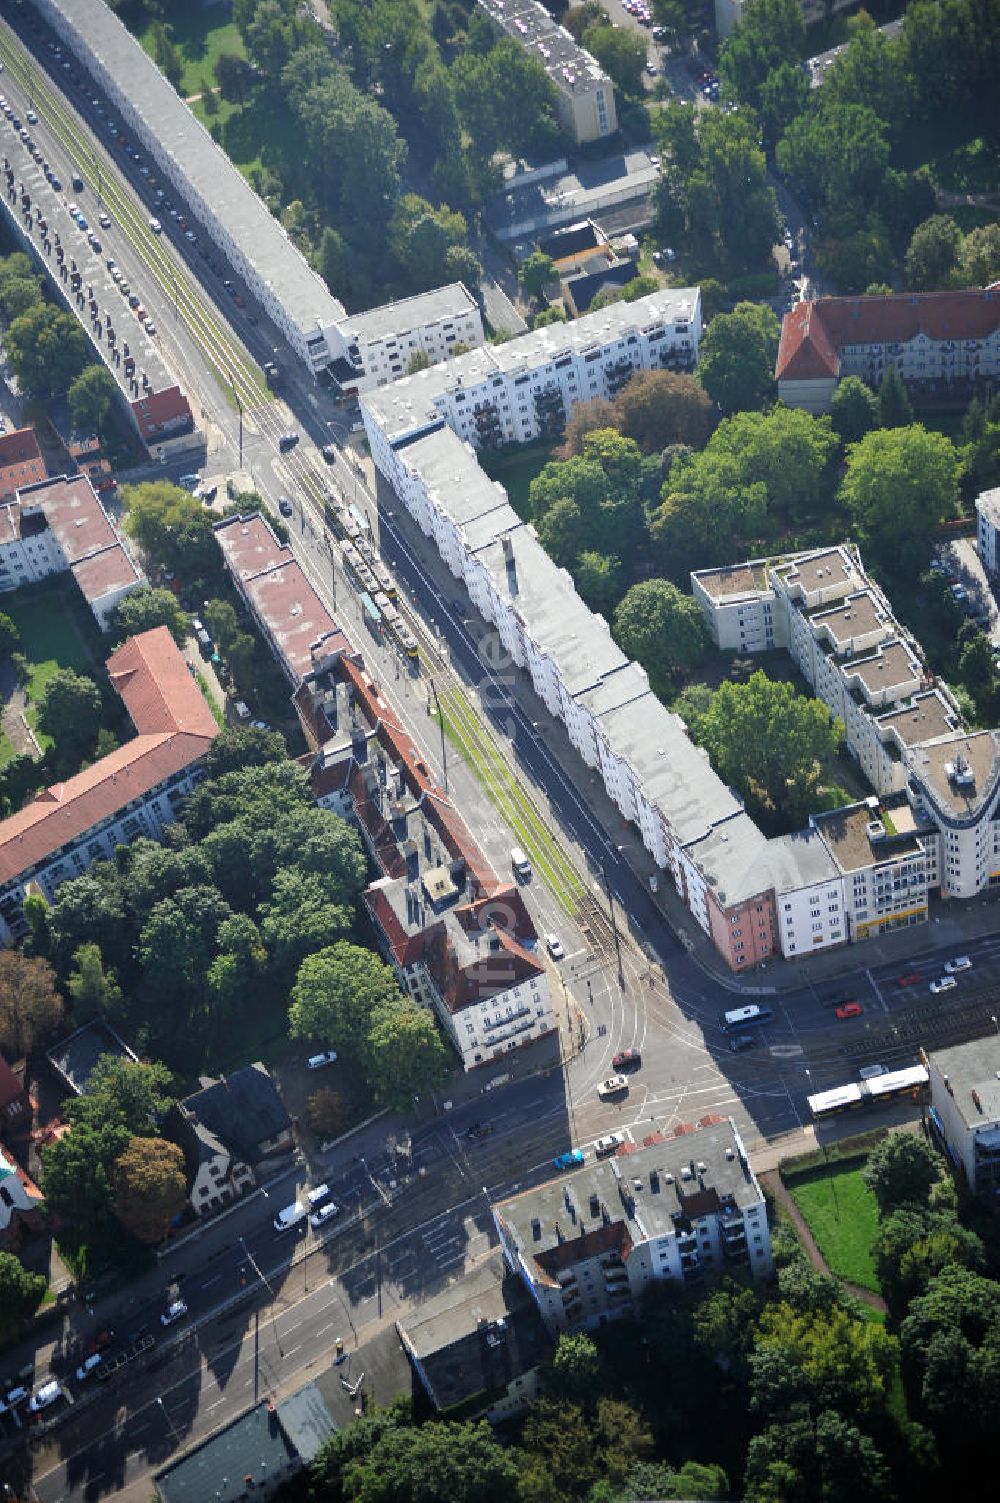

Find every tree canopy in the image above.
[839,424,959,561]
[863,1132,941,1215]
[110,586,190,647]
[613,580,708,697]
[696,302,781,415]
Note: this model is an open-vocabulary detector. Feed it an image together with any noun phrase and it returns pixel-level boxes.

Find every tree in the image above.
[0,1252,47,1342]
[112,1136,186,1243]
[654,109,780,274]
[695,406,838,521]
[753,1301,896,1419]
[613,370,715,453]
[959,628,995,697]
[696,671,842,823]
[67,364,118,438]
[120,481,221,581]
[260,868,353,978]
[80,1055,175,1136]
[758,60,810,151]
[840,424,959,559]
[0,611,20,657]
[863,1131,941,1214]
[35,668,103,773]
[290,941,401,1061]
[776,103,890,229]
[719,0,806,112]
[563,1,608,41]
[149,19,183,90]
[555,398,618,459]
[582,23,646,95]
[110,586,189,647]
[744,1411,890,1503]
[829,376,878,445]
[367,999,450,1109]
[696,301,780,414]
[874,1206,985,1320]
[961,223,1000,287]
[336,1417,518,1503]
[903,214,963,291]
[575,550,624,616]
[4,303,89,400]
[0,950,63,1057]
[66,943,124,1023]
[138,885,235,1006]
[307,1086,350,1140]
[519,251,556,302]
[42,1118,131,1240]
[204,725,288,778]
[546,1333,604,1406]
[48,868,129,975]
[214,51,251,108]
[613,580,707,697]
[877,364,914,428]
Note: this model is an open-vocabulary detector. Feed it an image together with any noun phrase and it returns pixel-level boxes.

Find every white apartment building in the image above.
[0,629,219,944]
[493,1120,771,1335]
[332,285,485,397]
[36,0,353,377]
[976,488,1000,579]
[362,286,702,471]
[925,1037,1000,1198]
[0,475,143,629]
[477,0,617,145]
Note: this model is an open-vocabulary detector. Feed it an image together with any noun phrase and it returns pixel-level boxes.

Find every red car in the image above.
[835,1001,863,1020]
[612,1048,642,1071]
[897,972,921,986]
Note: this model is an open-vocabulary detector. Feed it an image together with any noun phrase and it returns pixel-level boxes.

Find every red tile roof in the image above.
[0,425,46,502]
[776,289,1000,383]
[0,629,218,886]
[0,1055,26,1112]
[129,385,193,442]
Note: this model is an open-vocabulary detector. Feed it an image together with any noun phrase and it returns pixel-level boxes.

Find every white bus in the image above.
[719,1003,773,1032]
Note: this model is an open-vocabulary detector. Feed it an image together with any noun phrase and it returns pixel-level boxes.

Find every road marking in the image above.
[201,1274,222,1289]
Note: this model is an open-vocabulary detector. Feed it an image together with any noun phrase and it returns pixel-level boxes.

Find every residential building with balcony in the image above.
[330,284,485,397]
[476,0,617,144]
[924,1036,1000,1198]
[0,628,219,943]
[775,290,1000,412]
[976,488,1000,579]
[493,1119,771,1335]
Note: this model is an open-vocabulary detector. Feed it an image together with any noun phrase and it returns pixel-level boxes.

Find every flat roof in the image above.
[344,283,477,346]
[848,641,922,698]
[156,1403,299,1503]
[243,559,343,685]
[398,429,512,530]
[30,475,116,564]
[684,811,772,905]
[478,0,612,97]
[879,690,958,748]
[927,1036,1000,1129]
[48,0,346,338]
[812,802,923,873]
[692,563,769,601]
[811,591,887,646]
[363,287,701,442]
[71,542,141,602]
[776,546,861,598]
[765,826,841,890]
[496,1120,760,1262]
[907,731,1000,821]
[46,1019,136,1096]
[976,488,1000,528]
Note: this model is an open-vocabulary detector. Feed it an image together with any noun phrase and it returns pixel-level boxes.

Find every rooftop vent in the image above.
[531,1217,541,1241]
[946,753,975,788]
[867,820,886,842]
[681,1166,693,1181]
[589,1194,600,1217]
[725,1147,735,1161]
[664,1172,675,1184]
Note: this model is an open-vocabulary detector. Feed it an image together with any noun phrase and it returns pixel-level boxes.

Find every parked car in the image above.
[99,212,110,228]
[322,444,337,464]
[75,1353,103,1382]
[0,1385,28,1414]
[160,1299,188,1328]
[944,955,972,973]
[597,1075,628,1099]
[465,1121,494,1140]
[545,933,565,960]
[307,1183,332,1207]
[273,1201,308,1233]
[310,1200,339,1229]
[897,972,921,986]
[29,1379,62,1412]
[612,1048,641,1071]
[553,1149,585,1171]
[594,1131,627,1157]
[728,1034,757,1053]
[930,976,957,994]
[835,1001,863,1020]
[307,1049,338,1070]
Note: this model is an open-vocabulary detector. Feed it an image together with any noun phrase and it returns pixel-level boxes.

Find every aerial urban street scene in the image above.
[0,0,996,1499]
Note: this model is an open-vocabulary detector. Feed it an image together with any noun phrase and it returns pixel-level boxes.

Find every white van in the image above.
[511,847,532,881]
[306,1183,331,1207]
[273,1201,307,1232]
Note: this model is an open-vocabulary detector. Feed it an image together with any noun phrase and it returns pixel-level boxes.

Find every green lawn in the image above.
[138,4,245,102]
[479,442,558,522]
[4,590,95,755]
[786,1162,881,1293]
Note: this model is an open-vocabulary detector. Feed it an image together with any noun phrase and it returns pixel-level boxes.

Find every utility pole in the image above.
[601,860,624,988]
[427,675,449,795]
[229,371,243,469]
[239,1234,283,1358]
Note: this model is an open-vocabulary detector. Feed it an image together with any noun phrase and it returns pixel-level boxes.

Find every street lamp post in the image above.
[427,675,449,795]
[239,1234,283,1358]
[601,859,625,989]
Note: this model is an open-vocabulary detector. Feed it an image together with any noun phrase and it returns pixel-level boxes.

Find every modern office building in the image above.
[493,1119,771,1334]
[476,0,617,144]
[0,628,219,943]
[775,290,1000,412]
[925,1036,1000,1198]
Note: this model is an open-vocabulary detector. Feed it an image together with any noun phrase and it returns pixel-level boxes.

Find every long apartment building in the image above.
[0,472,142,628]
[215,510,557,1070]
[476,0,617,145]
[0,627,219,944]
[34,0,486,383]
[493,1119,771,1335]
[775,289,1000,413]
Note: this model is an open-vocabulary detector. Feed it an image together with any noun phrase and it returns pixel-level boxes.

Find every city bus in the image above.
[719,1003,773,1033]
